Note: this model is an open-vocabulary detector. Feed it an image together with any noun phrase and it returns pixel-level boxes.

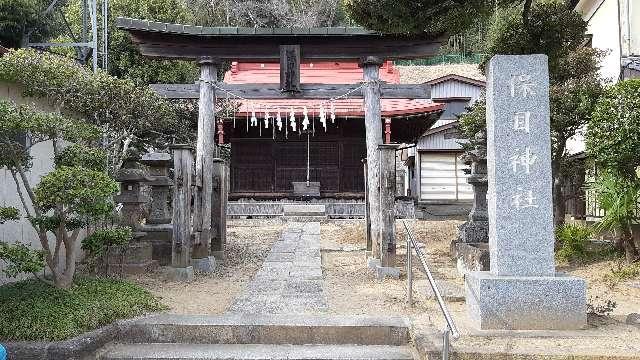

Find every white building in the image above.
[397,65,486,218]
[574,0,639,81]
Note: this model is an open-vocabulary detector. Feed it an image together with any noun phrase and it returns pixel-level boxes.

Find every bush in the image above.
[0,242,45,277]
[0,206,19,223]
[587,296,617,317]
[82,227,133,257]
[555,223,592,262]
[0,277,166,341]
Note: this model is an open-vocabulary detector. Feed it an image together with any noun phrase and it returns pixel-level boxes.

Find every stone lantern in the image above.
[139,152,173,266]
[453,131,490,274]
[112,157,157,274]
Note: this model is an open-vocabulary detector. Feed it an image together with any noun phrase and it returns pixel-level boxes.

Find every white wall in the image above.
[0,82,73,284]
[578,0,622,81]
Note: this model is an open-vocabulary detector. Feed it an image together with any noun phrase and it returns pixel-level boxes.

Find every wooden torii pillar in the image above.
[192,57,223,271]
[362,56,384,260]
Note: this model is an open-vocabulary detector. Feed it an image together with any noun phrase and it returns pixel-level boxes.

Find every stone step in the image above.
[282,204,327,216]
[282,215,328,222]
[121,314,410,346]
[100,343,414,360]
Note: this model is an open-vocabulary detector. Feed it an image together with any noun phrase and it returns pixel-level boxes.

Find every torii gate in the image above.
[117,17,444,275]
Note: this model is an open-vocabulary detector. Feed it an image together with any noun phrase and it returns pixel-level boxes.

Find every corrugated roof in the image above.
[235,98,443,117]
[224,61,400,84]
[224,61,443,117]
[398,64,485,84]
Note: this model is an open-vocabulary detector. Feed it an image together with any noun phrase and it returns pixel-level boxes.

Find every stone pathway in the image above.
[229,222,328,314]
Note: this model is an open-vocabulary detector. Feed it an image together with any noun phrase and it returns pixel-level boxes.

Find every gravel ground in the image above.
[320,219,640,357]
[128,219,284,314]
[128,217,640,356]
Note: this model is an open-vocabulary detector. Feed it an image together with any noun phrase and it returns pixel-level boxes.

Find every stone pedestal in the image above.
[465,55,586,330]
[107,241,158,274]
[466,272,586,330]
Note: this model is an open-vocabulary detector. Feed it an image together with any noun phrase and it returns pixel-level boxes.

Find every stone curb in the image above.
[2,316,150,360]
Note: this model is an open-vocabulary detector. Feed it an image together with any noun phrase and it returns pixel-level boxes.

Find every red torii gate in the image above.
[117,17,445,276]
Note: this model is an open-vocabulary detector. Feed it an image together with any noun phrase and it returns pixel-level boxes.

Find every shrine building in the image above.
[219,61,444,199]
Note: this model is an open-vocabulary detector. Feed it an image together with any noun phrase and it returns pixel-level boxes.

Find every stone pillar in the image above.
[140,152,173,266]
[465,55,586,330]
[362,158,372,254]
[192,57,218,270]
[170,144,194,281]
[377,144,399,279]
[362,56,383,260]
[210,158,227,261]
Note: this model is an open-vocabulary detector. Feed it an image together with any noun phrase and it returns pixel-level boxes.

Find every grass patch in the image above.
[0,277,167,341]
[604,262,640,287]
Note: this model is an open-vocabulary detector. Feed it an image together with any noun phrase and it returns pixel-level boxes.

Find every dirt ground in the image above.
[129,218,640,356]
[320,219,640,357]
[128,219,283,314]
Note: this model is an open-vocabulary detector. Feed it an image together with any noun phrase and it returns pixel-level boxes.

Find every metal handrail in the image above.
[402,220,460,360]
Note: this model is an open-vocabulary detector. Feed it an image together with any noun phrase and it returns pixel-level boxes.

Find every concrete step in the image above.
[100,343,414,360]
[121,314,410,346]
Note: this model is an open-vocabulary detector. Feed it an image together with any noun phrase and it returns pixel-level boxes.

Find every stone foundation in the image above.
[455,242,489,275]
[465,271,587,330]
[228,198,415,219]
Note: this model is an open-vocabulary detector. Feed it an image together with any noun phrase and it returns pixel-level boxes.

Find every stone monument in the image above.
[465,55,586,330]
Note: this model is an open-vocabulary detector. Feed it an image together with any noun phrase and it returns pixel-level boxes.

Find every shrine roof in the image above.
[224,61,442,118]
[223,61,400,84]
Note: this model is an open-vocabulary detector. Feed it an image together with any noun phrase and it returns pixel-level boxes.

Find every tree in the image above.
[0,0,61,48]
[484,2,587,83]
[0,48,189,173]
[0,100,119,288]
[458,1,604,229]
[59,0,198,85]
[185,0,348,28]
[586,79,640,262]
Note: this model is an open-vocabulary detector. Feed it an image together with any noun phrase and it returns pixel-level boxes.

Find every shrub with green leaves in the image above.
[0,277,166,341]
[0,206,20,224]
[588,171,640,263]
[587,79,640,179]
[82,227,134,257]
[555,223,592,262]
[0,48,188,173]
[0,99,119,288]
[0,242,45,278]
